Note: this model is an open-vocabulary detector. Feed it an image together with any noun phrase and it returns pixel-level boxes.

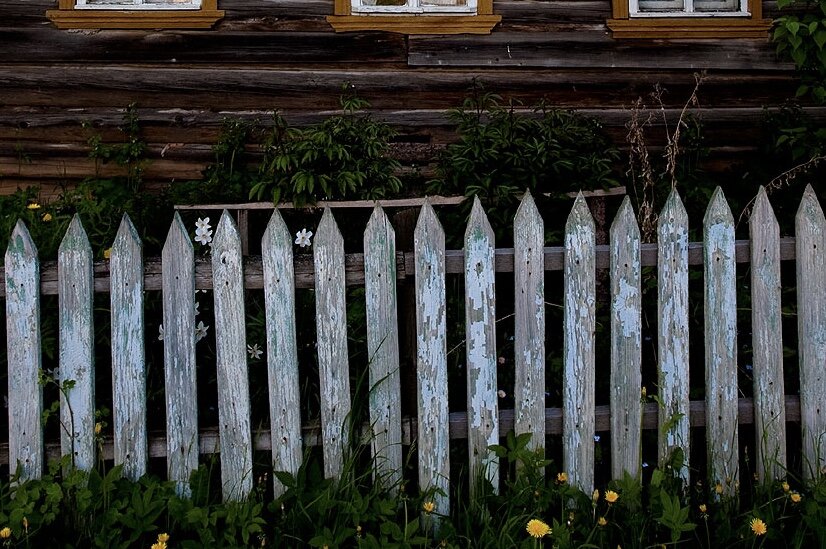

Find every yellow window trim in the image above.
[327,0,500,34]
[607,0,770,38]
[47,0,224,29]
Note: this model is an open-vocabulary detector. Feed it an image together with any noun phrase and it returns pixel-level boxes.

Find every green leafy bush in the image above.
[774,0,826,102]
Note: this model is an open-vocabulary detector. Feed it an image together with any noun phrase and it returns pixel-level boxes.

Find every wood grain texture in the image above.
[796,185,826,481]
[262,210,303,497]
[364,205,403,491]
[513,191,545,455]
[609,197,642,481]
[212,211,253,501]
[162,212,199,497]
[414,199,450,518]
[703,188,738,496]
[463,197,499,496]
[563,194,596,494]
[4,220,43,480]
[110,214,147,481]
[657,190,690,484]
[58,215,95,472]
[314,208,352,480]
[750,187,787,483]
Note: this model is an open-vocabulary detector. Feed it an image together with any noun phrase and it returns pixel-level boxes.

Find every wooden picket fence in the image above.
[2,185,826,513]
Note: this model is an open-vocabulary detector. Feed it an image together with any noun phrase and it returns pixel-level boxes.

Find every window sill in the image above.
[326,14,501,34]
[606,17,772,38]
[46,8,225,28]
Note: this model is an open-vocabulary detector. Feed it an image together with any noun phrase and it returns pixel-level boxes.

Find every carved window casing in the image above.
[47,0,224,28]
[327,0,500,34]
[607,0,771,38]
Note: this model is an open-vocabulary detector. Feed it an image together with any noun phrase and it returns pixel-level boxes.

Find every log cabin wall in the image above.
[0,0,806,197]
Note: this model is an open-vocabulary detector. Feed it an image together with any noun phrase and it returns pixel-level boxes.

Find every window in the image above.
[327,0,500,34]
[46,0,224,29]
[607,0,770,38]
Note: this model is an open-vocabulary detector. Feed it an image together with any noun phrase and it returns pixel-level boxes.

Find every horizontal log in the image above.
[0,396,801,463]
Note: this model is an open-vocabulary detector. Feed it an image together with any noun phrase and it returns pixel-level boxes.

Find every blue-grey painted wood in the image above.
[162,212,199,497]
[4,220,43,480]
[110,214,147,481]
[212,211,253,501]
[262,210,303,497]
[58,215,95,472]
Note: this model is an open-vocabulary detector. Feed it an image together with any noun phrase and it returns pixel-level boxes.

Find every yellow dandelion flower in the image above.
[42,213,52,222]
[782,481,790,493]
[526,519,551,538]
[95,422,102,435]
[422,501,435,514]
[598,517,607,527]
[157,533,170,543]
[592,489,600,503]
[26,203,40,210]
[556,472,568,483]
[790,492,802,503]
[0,527,10,539]
[699,504,707,514]
[750,518,767,536]
[151,543,166,549]
[715,483,723,495]
[641,386,647,398]
[605,490,619,504]
[103,248,112,260]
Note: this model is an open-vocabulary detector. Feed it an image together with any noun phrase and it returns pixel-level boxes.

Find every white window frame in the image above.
[75,0,201,10]
[629,0,748,16]
[351,0,477,15]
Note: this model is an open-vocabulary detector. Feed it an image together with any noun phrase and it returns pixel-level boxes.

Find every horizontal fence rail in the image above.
[1,185,825,506]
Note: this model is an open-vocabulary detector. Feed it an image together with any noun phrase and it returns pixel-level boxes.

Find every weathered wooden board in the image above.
[657,190,690,483]
[4,220,43,480]
[464,197,499,496]
[414,200,450,517]
[212,211,253,501]
[314,208,352,480]
[364,205,403,491]
[162,212,199,497]
[58,215,95,472]
[261,210,303,497]
[609,197,642,481]
[110,214,147,482]
[703,188,738,496]
[796,185,826,481]
[563,195,596,494]
[750,187,787,483]
[513,191,545,455]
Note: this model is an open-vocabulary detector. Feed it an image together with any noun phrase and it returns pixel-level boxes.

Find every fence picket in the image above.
[414,199,450,517]
[262,210,303,497]
[58,215,95,472]
[110,214,147,481]
[162,212,199,497]
[212,211,253,501]
[4,220,43,480]
[513,191,545,456]
[703,188,738,496]
[563,194,596,493]
[796,185,826,481]
[609,197,642,481]
[314,208,352,480]
[464,197,499,495]
[364,205,403,490]
[750,187,787,483]
[657,190,690,483]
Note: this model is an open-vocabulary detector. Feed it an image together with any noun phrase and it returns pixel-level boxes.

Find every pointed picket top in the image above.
[314,207,352,480]
[795,184,826,480]
[702,187,738,497]
[212,210,253,501]
[262,209,302,497]
[5,219,43,481]
[563,191,596,494]
[413,197,450,519]
[363,203,403,491]
[513,189,545,456]
[749,186,787,483]
[162,211,198,497]
[464,196,498,496]
[609,196,642,481]
[657,188,690,484]
[58,214,96,472]
[110,213,147,482]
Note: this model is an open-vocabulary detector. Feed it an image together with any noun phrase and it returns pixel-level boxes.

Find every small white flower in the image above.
[594,435,601,443]
[497,389,506,399]
[158,324,165,341]
[194,301,200,316]
[195,320,209,342]
[195,228,213,246]
[642,462,649,468]
[247,344,263,360]
[46,367,60,380]
[294,228,313,248]
[195,217,211,233]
